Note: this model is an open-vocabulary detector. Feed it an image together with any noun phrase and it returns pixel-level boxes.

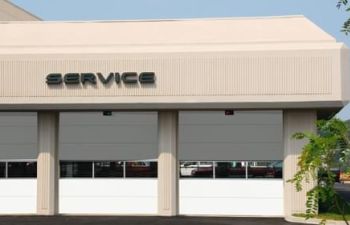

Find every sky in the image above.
[10,0,350,120]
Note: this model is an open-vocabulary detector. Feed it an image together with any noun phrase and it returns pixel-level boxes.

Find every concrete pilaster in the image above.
[283,110,317,217]
[157,111,178,216]
[37,112,59,215]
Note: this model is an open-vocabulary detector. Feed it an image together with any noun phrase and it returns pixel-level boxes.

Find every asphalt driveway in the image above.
[335,182,350,201]
[0,216,304,225]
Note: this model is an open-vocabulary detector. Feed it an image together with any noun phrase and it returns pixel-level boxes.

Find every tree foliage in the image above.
[289,119,350,225]
[288,3,350,224]
[337,0,350,34]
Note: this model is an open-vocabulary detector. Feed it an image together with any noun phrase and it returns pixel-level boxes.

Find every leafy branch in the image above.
[337,0,350,34]
[289,119,350,225]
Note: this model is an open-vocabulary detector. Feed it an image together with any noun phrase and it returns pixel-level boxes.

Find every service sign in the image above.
[46,72,155,85]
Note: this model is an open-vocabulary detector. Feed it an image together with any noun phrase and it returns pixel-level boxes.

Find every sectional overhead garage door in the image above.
[0,112,159,215]
[178,111,284,216]
[0,113,37,214]
[59,112,158,215]
[0,111,283,216]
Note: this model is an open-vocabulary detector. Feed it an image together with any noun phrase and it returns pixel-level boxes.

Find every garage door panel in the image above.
[59,143,157,160]
[60,197,157,215]
[0,144,37,159]
[180,125,282,143]
[59,179,157,214]
[0,113,36,126]
[180,180,283,198]
[60,179,157,196]
[61,112,156,126]
[180,198,283,216]
[0,179,36,214]
[179,143,282,160]
[0,127,36,143]
[180,111,282,125]
[60,125,157,143]
[179,180,283,216]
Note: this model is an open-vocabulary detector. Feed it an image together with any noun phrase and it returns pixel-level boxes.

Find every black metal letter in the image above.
[121,72,138,84]
[97,72,114,84]
[115,73,121,84]
[64,73,80,84]
[139,72,155,84]
[46,73,62,85]
[81,73,97,84]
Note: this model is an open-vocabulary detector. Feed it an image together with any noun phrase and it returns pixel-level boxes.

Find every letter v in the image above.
[97,72,114,84]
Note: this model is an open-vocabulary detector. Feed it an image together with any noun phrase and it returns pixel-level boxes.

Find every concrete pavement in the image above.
[0,216,305,225]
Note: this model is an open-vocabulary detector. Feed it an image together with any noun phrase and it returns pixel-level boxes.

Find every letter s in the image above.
[46,73,62,85]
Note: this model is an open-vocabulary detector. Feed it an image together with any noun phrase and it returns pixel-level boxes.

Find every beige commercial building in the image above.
[0,0,349,220]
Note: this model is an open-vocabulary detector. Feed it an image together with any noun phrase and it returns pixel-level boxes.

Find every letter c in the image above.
[121,72,138,84]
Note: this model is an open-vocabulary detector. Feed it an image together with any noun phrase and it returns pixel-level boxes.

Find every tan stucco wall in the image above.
[37,112,59,215]
[283,110,317,216]
[0,16,347,110]
[158,111,179,216]
[0,47,346,110]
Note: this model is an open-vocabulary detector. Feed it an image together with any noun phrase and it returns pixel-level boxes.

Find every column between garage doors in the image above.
[37,112,59,215]
[283,110,317,217]
[158,111,179,216]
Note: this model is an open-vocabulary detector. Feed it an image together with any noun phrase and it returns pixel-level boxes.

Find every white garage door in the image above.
[179,111,284,216]
[59,112,158,215]
[0,111,284,216]
[0,113,37,214]
[0,112,157,215]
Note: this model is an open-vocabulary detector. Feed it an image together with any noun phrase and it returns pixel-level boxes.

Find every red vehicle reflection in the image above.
[125,161,157,177]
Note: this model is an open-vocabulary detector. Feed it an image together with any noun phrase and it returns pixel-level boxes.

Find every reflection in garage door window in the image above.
[180,160,283,179]
[7,161,37,178]
[60,160,158,178]
[248,161,283,179]
[0,162,5,178]
[180,161,214,178]
[125,161,157,178]
[94,161,123,178]
[60,161,93,178]
[215,161,246,178]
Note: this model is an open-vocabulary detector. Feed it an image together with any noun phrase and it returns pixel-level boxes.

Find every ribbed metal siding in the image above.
[0,51,335,99]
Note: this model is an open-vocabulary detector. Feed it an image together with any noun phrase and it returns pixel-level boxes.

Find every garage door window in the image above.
[0,162,5,178]
[215,161,246,178]
[180,160,283,179]
[94,161,123,178]
[248,161,283,178]
[60,161,93,178]
[180,161,213,178]
[7,161,37,178]
[125,161,157,178]
[60,160,158,178]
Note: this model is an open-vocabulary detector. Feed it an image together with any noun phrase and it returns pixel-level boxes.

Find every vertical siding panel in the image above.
[0,52,335,100]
